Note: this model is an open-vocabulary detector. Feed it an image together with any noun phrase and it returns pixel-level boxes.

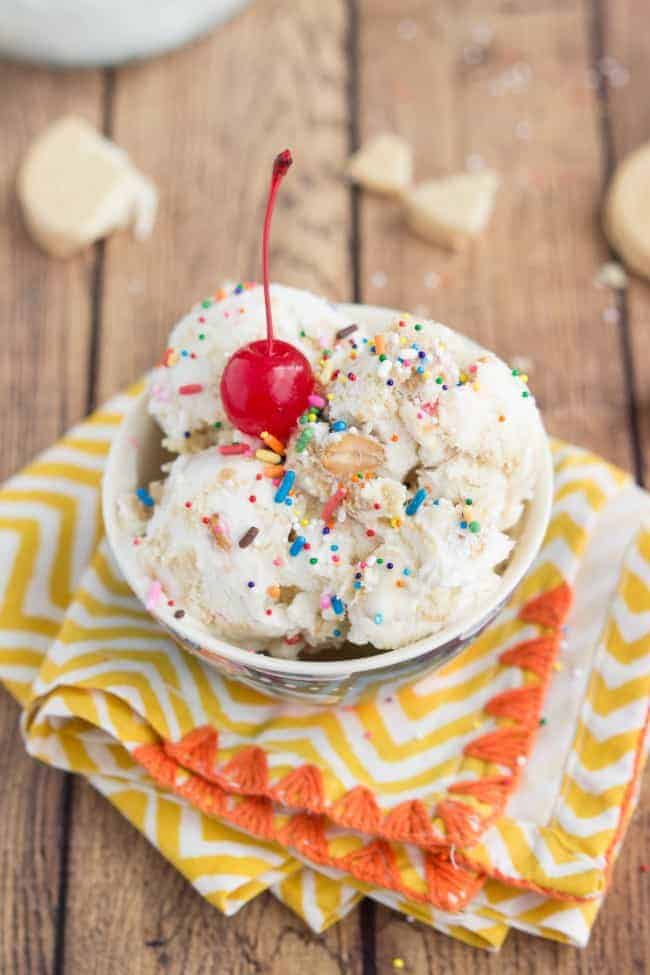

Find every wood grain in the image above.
[357,0,634,471]
[603,0,650,485]
[0,63,104,975]
[94,0,352,403]
[59,3,361,972]
[356,0,647,970]
[0,1,648,972]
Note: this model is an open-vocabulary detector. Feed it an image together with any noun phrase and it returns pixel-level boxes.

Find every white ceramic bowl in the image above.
[103,304,553,705]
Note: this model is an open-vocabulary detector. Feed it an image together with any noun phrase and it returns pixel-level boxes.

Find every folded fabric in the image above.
[0,388,647,949]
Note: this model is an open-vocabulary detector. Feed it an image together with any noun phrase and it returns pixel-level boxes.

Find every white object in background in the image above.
[403,170,500,250]
[346,133,413,197]
[18,116,157,258]
[0,0,251,67]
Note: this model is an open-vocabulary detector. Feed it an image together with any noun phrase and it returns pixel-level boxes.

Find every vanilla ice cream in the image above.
[128,287,544,658]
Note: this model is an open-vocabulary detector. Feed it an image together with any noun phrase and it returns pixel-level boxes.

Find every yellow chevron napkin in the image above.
[0,389,648,949]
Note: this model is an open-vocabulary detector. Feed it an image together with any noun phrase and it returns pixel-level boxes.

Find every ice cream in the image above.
[127,284,543,659]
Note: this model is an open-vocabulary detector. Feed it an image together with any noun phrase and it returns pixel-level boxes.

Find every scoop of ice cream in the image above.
[148,283,348,452]
[345,499,512,649]
[135,448,372,653]
[313,317,540,530]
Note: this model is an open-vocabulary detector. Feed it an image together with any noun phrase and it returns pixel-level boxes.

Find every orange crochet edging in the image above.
[463,727,531,769]
[518,581,572,629]
[219,746,269,794]
[436,800,484,847]
[383,799,437,845]
[500,635,560,678]
[270,764,326,813]
[485,685,544,728]
[278,812,330,864]
[448,775,514,808]
[330,786,381,833]
[425,849,485,912]
[133,581,574,907]
[228,796,275,840]
[134,741,486,911]
[164,725,218,772]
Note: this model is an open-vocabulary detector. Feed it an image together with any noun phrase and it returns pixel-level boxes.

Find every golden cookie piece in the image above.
[18,115,157,259]
[403,169,500,250]
[346,133,413,197]
[604,142,650,280]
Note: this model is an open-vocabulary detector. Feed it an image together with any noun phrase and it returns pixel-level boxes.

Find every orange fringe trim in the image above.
[500,635,559,678]
[518,581,572,629]
[270,764,325,813]
[330,786,382,832]
[485,685,544,727]
[219,746,268,794]
[383,800,437,845]
[133,580,574,910]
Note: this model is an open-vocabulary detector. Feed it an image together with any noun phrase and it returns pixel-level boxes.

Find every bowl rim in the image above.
[102,301,554,678]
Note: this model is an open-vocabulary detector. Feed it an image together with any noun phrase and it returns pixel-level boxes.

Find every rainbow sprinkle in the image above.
[274,470,295,503]
[405,489,427,516]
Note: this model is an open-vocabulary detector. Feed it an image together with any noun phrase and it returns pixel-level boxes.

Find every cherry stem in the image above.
[262,149,293,356]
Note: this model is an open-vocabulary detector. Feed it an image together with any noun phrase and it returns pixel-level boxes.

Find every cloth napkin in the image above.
[1,386,648,949]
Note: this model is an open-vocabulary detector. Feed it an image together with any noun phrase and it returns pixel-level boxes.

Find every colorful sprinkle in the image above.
[274,470,296,503]
[146,581,163,610]
[469,521,481,533]
[136,487,154,508]
[261,431,286,454]
[178,383,203,396]
[296,427,314,452]
[256,448,282,464]
[219,443,250,455]
[374,613,384,624]
[290,536,307,557]
[238,527,259,548]
[405,489,427,516]
[321,487,347,523]
[331,419,347,432]
[331,596,345,615]
[336,324,358,340]
[307,393,326,408]
[174,609,185,620]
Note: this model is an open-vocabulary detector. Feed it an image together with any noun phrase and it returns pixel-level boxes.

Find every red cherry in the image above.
[220,149,314,439]
[220,339,313,440]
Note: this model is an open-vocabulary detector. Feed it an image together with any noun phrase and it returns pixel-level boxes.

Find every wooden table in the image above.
[1,1,648,971]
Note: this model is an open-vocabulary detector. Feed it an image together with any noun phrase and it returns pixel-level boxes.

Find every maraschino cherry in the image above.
[220,149,314,440]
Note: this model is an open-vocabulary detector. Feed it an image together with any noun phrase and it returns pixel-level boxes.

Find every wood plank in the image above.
[61,2,361,972]
[356,0,646,969]
[0,63,104,975]
[94,0,353,403]
[603,0,650,484]
[357,0,633,469]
